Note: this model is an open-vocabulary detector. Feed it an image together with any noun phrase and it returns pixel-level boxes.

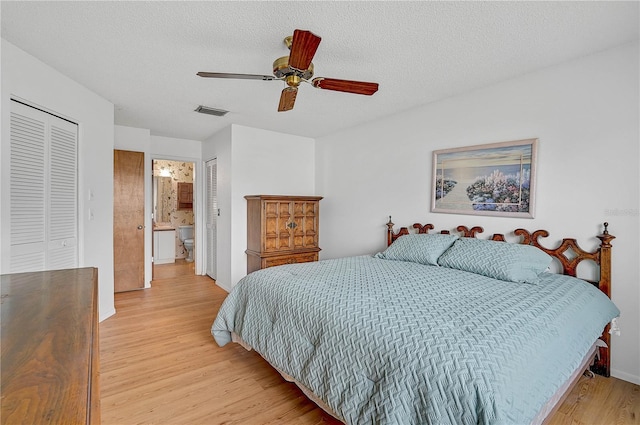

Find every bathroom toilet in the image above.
[178,225,194,262]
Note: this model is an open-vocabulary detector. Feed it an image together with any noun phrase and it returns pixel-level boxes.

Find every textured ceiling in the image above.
[2,1,638,141]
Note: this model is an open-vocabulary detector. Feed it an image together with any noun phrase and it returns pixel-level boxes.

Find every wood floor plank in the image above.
[100,266,639,425]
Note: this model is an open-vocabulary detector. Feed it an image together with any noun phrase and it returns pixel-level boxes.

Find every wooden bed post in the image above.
[596,222,614,299]
[386,216,413,246]
[386,216,395,247]
[593,222,615,377]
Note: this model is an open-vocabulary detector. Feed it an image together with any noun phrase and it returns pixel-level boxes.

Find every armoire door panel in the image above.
[292,202,305,215]
[264,201,278,216]
[263,200,293,252]
[304,202,317,215]
[277,234,292,250]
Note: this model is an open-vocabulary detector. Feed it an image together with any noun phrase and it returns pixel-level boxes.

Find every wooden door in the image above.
[113,149,145,292]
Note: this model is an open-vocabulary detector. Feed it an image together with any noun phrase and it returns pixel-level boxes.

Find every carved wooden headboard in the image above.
[385,217,615,377]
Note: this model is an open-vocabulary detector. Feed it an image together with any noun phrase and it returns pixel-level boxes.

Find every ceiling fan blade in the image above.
[288,29,321,71]
[311,78,379,95]
[197,72,277,81]
[278,87,298,112]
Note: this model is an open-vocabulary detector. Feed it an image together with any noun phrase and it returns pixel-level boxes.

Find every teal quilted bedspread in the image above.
[212,256,619,425]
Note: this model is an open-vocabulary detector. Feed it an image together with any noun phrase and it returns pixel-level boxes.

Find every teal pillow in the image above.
[375,233,459,266]
[437,237,552,284]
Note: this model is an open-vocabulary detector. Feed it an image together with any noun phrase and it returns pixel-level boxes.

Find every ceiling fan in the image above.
[197,29,379,112]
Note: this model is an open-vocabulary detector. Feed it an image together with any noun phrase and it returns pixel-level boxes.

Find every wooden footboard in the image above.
[385,217,615,377]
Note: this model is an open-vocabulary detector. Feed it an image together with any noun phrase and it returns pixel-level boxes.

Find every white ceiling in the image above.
[2,1,638,141]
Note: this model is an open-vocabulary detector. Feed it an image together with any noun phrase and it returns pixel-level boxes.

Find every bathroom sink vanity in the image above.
[153,224,176,264]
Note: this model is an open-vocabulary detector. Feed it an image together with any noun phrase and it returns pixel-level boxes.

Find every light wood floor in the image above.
[100,265,639,425]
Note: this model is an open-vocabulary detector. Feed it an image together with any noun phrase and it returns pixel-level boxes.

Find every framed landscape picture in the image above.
[431,138,538,218]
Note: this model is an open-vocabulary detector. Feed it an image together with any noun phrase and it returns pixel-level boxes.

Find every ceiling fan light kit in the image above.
[273,56,314,80]
[198,29,379,112]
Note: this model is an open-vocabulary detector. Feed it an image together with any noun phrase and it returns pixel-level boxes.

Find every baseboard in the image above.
[611,368,640,385]
[216,281,231,293]
[99,307,116,322]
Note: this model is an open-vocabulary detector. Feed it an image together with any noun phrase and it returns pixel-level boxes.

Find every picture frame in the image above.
[431,138,538,218]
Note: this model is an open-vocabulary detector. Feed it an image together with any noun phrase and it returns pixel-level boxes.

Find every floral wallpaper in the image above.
[153,160,194,259]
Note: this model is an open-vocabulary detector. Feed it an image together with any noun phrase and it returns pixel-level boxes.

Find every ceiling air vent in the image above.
[195,105,229,117]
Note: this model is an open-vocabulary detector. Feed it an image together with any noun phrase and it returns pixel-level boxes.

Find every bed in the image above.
[211,220,619,424]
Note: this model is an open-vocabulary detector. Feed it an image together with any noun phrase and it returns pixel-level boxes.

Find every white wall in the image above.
[150,135,202,159]
[114,126,203,283]
[1,39,116,321]
[316,42,640,384]
[202,124,315,290]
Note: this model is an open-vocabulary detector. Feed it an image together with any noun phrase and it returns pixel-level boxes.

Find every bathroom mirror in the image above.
[154,176,173,224]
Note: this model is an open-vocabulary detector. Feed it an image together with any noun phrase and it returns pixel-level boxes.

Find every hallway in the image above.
[153,258,195,280]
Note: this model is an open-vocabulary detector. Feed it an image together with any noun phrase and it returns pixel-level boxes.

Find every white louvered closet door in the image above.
[9,100,78,272]
[205,159,217,280]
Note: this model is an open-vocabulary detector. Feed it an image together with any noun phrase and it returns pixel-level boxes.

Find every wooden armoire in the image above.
[245,195,322,273]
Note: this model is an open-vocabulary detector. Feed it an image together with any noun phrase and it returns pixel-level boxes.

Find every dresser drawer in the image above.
[263,252,318,269]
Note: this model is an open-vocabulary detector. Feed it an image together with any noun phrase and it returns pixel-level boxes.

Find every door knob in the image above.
[137,225,144,230]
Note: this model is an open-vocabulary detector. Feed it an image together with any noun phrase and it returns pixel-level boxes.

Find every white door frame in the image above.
[149,156,203,278]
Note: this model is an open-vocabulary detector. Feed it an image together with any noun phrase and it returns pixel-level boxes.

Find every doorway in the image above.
[152,159,196,280]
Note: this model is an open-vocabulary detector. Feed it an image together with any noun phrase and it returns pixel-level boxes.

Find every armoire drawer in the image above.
[262,252,318,269]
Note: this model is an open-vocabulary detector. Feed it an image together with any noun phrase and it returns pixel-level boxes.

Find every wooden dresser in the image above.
[245,195,322,273]
[1,268,100,425]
